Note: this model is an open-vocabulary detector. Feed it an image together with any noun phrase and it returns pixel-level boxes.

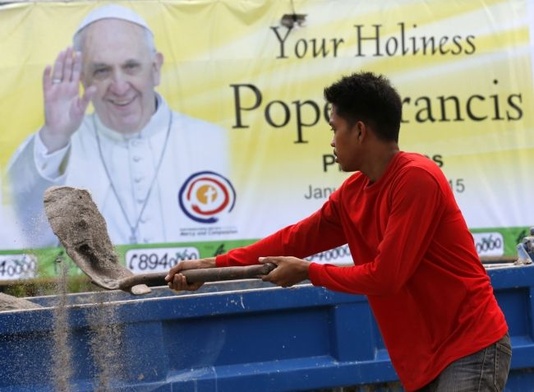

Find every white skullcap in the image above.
[74,4,153,36]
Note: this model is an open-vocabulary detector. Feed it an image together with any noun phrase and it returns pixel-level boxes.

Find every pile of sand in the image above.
[0,292,42,311]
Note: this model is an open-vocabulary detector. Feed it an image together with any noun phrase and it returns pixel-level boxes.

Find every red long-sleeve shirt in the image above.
[216,152,508,390]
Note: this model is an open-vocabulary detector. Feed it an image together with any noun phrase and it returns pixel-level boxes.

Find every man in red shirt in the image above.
[166,72,511,391]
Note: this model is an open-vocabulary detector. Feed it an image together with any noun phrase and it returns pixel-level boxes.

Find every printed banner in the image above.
[0,0,532,279]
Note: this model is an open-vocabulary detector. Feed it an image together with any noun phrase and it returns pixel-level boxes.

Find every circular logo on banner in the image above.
[178,171,236,224]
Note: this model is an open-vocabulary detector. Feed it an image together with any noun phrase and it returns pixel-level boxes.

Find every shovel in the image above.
[43,186,275,295]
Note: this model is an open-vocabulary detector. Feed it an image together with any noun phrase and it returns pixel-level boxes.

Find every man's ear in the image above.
[152,52,164,87]
[355,120,366,140]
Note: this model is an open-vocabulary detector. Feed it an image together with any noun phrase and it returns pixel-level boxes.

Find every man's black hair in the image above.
[324,72,402,142]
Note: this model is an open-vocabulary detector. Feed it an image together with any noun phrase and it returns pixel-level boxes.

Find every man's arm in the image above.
[40,47,95,152]
[309,168,445,296]
[6,47,96,248]
[216,202,347,268]
[166,198,347,291]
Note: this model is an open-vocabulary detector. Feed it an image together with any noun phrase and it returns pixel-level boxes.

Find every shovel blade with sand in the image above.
[43,186,275,295]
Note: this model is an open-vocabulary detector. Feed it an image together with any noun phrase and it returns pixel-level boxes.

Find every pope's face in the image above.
[80,19,163,134]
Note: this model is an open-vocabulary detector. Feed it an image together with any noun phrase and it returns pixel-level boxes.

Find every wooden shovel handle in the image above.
[118,263,276,290]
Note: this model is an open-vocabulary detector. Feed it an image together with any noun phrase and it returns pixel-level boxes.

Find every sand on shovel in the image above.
[43,185,150,294]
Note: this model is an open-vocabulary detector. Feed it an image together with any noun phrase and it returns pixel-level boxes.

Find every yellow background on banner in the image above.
[0,0,533,253]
